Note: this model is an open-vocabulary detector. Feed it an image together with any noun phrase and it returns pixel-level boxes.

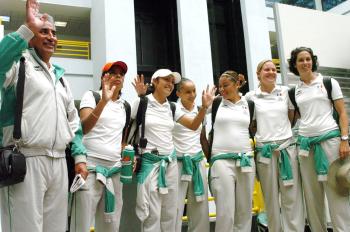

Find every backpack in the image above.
[127,96,176,172]
[90,90,131,143]
[208,96,255,161]
[288,76,337,126]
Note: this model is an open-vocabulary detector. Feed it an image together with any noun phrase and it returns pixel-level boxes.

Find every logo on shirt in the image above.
[295,89,302,96]
[242,105,249,114]
[34,66,43,71]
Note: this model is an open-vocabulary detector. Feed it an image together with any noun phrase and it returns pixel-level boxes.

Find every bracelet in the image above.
[91,112,99,119]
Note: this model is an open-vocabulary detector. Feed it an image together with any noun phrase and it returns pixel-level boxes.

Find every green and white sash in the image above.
[88,165,122,222]
[298,129,340,181]
[177,151,205,202]
[137,150,176,194]
[256,139,295,186]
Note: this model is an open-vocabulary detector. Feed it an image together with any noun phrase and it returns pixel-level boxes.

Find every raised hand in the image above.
[132,74,148,96]
[202,85,217,108]
[26,0,48,32]
[101,73,117,103]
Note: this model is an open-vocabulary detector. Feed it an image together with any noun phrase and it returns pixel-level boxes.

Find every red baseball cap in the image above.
[102,61,128,74]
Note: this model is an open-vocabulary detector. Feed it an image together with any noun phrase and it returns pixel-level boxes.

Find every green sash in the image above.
[256,142,295,186]
[137,151,176,194]
[298,129,340,181]
[88,165,121,222]
[210,152,253,171]
[177,151,205,202]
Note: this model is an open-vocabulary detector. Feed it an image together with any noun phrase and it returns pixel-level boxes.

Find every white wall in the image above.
[52,57,93,99]
[39,0,91,8]
[274,3,350,84]
[240,0,272,90]
[91,0,138,103]
[176,0,213,104]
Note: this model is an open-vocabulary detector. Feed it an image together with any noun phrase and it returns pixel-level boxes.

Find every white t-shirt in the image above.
[80,91,126,162]
[131,94,185,155]
[295,74,343,137]
[210,97,252,155]
[173,101,203,155]
[245,86,293,143]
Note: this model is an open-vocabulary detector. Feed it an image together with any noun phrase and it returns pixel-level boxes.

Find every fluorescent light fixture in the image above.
[0,16,10,22]
[54,21,67,27]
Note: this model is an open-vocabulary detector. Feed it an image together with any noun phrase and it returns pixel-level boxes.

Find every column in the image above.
[176,0,214,103]
[240,0,272,90]
[91,0,138,103]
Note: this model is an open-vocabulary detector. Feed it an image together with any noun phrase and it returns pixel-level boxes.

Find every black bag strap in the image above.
[288,87,298,114]
[323,76,333,103]
[169,101,176,119]
[91,90,100,105]
[13,57,26,140]
[136,96,148,148]
[247,99,255,140]
[211,96,222,127]
[208,96,223,159]
[288,87,299,127]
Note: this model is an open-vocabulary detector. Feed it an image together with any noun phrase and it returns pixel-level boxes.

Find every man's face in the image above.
[29,21,57,59]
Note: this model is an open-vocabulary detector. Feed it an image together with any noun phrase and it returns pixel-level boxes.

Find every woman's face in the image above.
[258,61,277,87]
[295,51,313,75]
[219,76,239,100]
[102,65,125,92]
[153,75,175,97]
[177,81,196,105]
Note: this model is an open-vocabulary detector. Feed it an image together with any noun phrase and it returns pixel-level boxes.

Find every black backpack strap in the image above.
[211,96,222,127]
[208,96,222,160]
[288,87,298,113]
[13,57,26,140]
[169,102,176,119]
[122,100,131,143]
[323,76,333,103]
[90,90,101,105]
[136,96,148,148]
[288,87,299,126]
[247,99,255,140]
[59,77,65,88]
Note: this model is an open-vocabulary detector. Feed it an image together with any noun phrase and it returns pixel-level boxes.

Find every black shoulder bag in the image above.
[0,57,27,188]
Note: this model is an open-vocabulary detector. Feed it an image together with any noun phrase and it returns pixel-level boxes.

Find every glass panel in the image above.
[322,0,346,11]
[266,0,316,9]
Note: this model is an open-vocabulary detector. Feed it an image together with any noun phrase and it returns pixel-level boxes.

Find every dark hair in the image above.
[288,47,318,76]
[220,70,246,89]
[176,77,193,91]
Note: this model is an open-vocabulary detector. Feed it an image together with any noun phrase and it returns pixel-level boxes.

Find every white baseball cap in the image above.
[151,69,181,84]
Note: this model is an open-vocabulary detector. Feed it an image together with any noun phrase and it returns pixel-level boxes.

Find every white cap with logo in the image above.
[151,69,181,84]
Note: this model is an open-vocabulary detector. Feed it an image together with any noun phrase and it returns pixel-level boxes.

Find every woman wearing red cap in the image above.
[131,69,215,232]
[70,61,130,232]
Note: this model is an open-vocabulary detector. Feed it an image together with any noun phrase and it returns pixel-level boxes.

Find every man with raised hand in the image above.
[0,0,88,231]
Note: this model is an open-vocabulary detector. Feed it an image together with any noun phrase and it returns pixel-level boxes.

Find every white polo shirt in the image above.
[295,74,343,137]
[173,101,203,155]
[245,86,292,143]
[80,90,126,162]
[131,94,185,155]
[210,97,252,155]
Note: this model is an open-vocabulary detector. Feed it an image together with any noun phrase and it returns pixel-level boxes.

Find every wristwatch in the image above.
[340,135,349,141]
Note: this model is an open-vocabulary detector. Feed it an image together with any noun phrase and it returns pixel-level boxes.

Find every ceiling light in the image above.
[0,16,10,22]
[55,21,67,27]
